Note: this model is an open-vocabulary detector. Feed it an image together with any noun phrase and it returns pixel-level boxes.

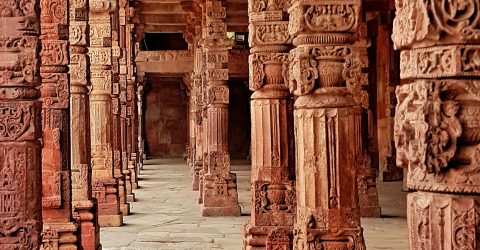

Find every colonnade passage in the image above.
[0,0,479,249]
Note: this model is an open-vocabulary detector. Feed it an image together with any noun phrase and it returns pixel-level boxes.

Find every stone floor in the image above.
[101,158,409,249]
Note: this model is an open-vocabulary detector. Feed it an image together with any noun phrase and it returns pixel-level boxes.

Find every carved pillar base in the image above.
[193,161,202,190]
[359,193,381,218]
[41,222,77,250]
[408,191,480,249]
[118,177,130,216]
[243,224,293,250]
[128,160,138,190]
[292,97,365,249]
[74,200,101,250]
[93,179,123,227]
[202,173,241,217]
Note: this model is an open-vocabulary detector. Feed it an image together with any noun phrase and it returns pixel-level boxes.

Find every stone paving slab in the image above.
[101,158,408,249]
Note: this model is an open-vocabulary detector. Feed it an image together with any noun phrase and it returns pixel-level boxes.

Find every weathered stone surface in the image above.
[39,0,79,248]
[69,0,102,248]
[89,0,123,227]
[392,0,480,246]
[286,0,367,248]
[0,1,42,249]
[243,0,296,248]
[199,0,241,217]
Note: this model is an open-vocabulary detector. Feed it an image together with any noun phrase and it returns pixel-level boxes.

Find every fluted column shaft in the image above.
[287,0,367,248]
[0,1,42,249]
[392,0,480,248]
[88,0,123,227]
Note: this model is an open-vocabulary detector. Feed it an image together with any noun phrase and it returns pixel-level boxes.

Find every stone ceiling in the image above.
[136,0,248,33]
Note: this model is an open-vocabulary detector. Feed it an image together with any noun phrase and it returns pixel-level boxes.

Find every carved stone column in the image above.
[0,1,42,249]
[287,0,366,248]
[89,0,123,227]
[69,0,102,248]
[392,0,480,248]
[243,0,296,248]
[39,0,78,248]
[110,0,128,216]
[192,44,204,190]
[200,0,241,216]
[136,84,144,170]
[127,77,138,194]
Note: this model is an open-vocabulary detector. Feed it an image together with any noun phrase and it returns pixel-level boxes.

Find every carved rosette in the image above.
[0,0,42,249]
[393,0,480,247]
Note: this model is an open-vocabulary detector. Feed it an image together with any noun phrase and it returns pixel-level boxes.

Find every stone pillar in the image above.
[243,0,296,248]
[0,1,42,249]
[287,0,367,248]
[120,74,132,201]
[69,0,102,248]
[200,0,241,216]
[136,84,145,170]
[39,0,78,248]
[110,0,128,216]
[354,27,381,218]
[127,77,138,194]
[192,45,204,191]
[392,0,480,248]
[89,0,123,227]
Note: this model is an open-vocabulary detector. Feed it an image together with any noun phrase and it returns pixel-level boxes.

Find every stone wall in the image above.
[145,80,188,158]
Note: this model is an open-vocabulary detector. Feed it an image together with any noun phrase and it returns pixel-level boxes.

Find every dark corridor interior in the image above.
[144,77,251,160]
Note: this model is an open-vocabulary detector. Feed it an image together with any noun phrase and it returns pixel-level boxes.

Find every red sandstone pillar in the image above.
[117,1,131,215]
[136,84,145,169]
[127,77,138,194]
[287,0,367,247]
[89,0,123,227]
[0,1,42,248]
[200,0,241,216]
[129,77,139,189]
[192,44,205,190]
[392,1,480,248]
[69,0,102,248]
[39,0,78,248]
[110,2,129,216]
[243,0,296,248]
